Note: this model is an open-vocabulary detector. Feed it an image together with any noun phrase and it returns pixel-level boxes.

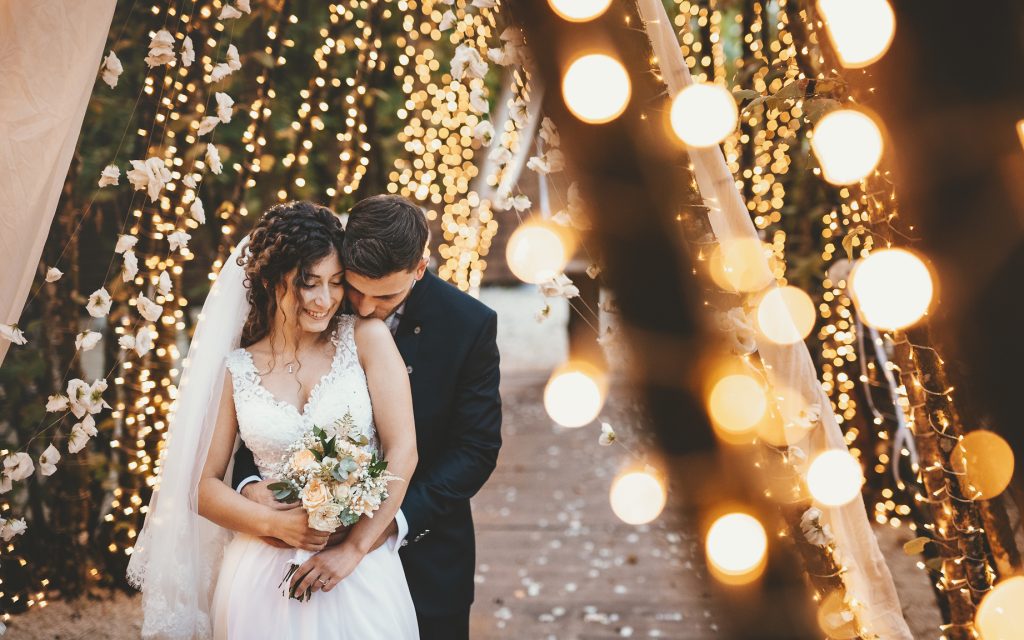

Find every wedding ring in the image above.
[318,578,329,586]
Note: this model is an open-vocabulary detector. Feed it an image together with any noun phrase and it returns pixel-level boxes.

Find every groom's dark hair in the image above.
[342,194,429,278]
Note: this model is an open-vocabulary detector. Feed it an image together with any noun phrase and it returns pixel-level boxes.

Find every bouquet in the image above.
[268,411,396,600]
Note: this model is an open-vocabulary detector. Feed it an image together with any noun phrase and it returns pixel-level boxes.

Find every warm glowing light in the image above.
[756,286,816,345]
[705,513,768,585]
[1017,120,1024,153]
[817,591,860,639]
[953,431,1015,500]
[757,386,818,447]
[708,238,774,293]
[669,83,738,148]
[505,221,570,284]
[807,450,864,506]
[708,374,767,440]
[609,470,667,525]
[849,249,933,330]
[562,54,631,124]
[977,576,1024,640]
[811,109,885,185]
[547,0,612,22]
[544,362,606,428]
[817,0,896,68]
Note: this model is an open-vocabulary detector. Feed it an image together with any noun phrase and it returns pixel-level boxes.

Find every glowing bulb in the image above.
[807,450,864,506]
[756,286,816,345]
[811,109,885,185]
[817,0,896,68]
[669,83,738,148]
[1017,120,1024,152]
[544,362,606,428]
[707,374,767,440]
[705,513,768,585]
[548,0,612,22]
[505,221,569,284]
[708,238,774,293]
[609,470,667,525]
[562,54,631,124]
[953,431,1015,500]
[977,576,1024,639]
[849,249,933,330]
[757,386,818,447]
[817,591,860,639]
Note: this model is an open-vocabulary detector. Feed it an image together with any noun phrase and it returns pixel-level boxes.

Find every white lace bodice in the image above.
[225,315,377,476]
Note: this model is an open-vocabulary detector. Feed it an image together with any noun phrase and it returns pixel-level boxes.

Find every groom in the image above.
[232,194,503,639]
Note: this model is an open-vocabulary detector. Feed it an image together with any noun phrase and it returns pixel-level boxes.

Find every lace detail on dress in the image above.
[225,315,378,477]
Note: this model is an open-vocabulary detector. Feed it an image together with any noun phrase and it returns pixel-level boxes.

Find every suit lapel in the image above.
[394,272,434,368]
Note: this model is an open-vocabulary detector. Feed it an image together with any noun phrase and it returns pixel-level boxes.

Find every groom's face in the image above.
[345,258,427,320]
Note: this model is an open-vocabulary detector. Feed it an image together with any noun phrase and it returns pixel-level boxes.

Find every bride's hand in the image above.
[241,479,293,510]
[268,507,331,552]
[290,542,365,595]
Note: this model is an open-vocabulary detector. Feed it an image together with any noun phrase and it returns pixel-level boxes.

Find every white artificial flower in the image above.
[469,87,489,114]
[66,378,91,418]
[133,326,157,357]
[500,25,524,45]
[3,453,34,482]
[508,97,530,128]
[599,422,616,446]
[127,157,172,202]
[716,307,757,355]
[86,287,112,318]
[473,120,495,146]
[800,507,834,547]
[237,0,252,13]
[586,264,602,280]
[68,423,92,454]
[75,331,102,352]
[472,0,496,7]
[101,51,123,88]
[787,402,822,432]
[197,115,221,136]
[118,334,136,352]
[0,324,27,346]
[219,4,242,19]
[182,174,198,189]
[88,379,109,413]
[539,274,579,300]
[1,518,27,541]
[190,198,206,224]
[439,10,456,30]
[39,445,60,477]
[210,46,241,83]
[168,230,192,254]
[46,394,69,413]
[215,92,234,123]
[210,63,233,83]
[539,117,560,147]
[487,47,509,66]
[206,144,223,174]
[98,164,120,187]
[181,36,195,67]
[145,29,176,67]
[787,446,807,465]
[45,267,64,282]
[136,294,164,322]
[492,189,513,211]
[122,249,139,282]
[527,149,566,175]
[488,145,512,165]
[510,194,531,212]
[451,44,488,82]
[535,304,551,323]
[157,271,173,296]
[115,234,138,254]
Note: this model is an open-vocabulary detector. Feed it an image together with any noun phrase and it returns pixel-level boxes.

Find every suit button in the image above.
[413,326,421,334]
[406,365,413,374]
[401,540,409,547]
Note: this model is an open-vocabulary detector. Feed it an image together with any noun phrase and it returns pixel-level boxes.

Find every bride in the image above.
[127,201,419,639]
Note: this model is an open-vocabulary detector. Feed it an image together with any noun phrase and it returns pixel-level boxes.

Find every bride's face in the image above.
[278,251,345,335]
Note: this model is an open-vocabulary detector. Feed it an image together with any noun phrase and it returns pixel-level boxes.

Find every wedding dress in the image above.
[211,314,419,639]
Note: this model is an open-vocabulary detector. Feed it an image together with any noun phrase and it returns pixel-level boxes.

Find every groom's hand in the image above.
[368,519,399,552]
[241,479,292,510]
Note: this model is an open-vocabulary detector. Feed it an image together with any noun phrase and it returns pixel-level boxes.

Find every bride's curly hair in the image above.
[239,201,345,347]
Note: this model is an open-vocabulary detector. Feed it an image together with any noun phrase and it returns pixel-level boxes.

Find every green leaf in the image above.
[732,89,760,102]
[323,435,337,458]
[331,466,348,482]
[339,457,358,474]
[924,558,945,573]
[903,536,932,555]
[347,434,369,447]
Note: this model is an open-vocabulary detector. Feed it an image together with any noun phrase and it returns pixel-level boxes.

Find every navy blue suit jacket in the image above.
[231,270,503,616]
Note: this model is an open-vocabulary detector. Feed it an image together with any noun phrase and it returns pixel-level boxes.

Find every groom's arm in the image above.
[231,441,262,492]
[400,311,502,541]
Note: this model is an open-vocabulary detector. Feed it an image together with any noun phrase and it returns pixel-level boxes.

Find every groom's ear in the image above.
[413,257,428,280]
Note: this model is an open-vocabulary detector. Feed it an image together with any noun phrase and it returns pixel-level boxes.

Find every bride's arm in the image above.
[291,318,417,594]
[198,376,331,552]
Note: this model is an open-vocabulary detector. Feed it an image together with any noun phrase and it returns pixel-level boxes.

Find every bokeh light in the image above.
[505,221,570,284]
[544,362,606,428]
[757,386,819,447]
[807,450,864,506]
[707,373,768,441]
[609,470,667,525]
[708,238,775,293]
[705,512,768,585]
[756,286,816,345]
[849,248,934,330]
[548,0,612,22]
[811,109,885,185]
[817,591,861,639]
[977,576,1024,640]
[817,0,897,68]
[669,83,738,148]
[953,431,1015,500]
[562,54,631,124]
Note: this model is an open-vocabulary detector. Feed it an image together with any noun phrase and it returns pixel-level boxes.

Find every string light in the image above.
[543,361,607,428]
[807,450,864,507]
[952,431,1015,500]
[505,220,572,284]
[755,286,815,345]
[547,0,612,23]
[705,512,768,585]
[816,0,896,69]
[975,576,1024,639]
[849,248,933,330]
[669,82,738,148]
[561,53,631,124]
[609,469,667,525]
[810,109,886,185]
